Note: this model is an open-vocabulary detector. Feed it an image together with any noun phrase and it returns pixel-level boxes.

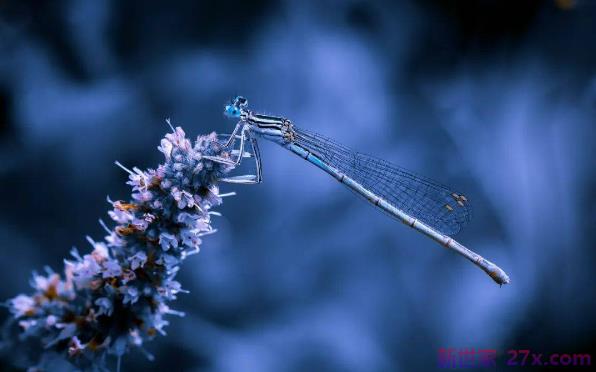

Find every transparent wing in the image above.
[294,128,471,236]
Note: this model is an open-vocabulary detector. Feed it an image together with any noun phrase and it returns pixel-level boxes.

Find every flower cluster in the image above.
[2,126,235,371]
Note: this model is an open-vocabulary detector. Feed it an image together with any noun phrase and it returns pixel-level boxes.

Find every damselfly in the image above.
[215,96,510,285]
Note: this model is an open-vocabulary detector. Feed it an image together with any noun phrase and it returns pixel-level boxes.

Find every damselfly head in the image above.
[224,96,248,119]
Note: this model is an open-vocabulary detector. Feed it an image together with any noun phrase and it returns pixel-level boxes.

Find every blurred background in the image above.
[0,0,594,370]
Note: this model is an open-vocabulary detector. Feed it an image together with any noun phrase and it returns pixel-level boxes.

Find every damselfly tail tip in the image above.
[489,268,510,286]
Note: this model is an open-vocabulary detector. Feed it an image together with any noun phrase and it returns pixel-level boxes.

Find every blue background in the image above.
[0,0,594,370]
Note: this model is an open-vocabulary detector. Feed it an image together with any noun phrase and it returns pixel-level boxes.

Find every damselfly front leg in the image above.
[232,124,251,166]
[207,122,248,166]
[223,121,243,148]
[218,124,263,184]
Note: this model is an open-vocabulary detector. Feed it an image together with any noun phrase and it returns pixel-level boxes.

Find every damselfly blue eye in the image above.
[224,104,241,118]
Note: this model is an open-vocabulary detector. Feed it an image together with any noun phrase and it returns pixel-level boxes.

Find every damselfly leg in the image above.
[223,121,243,148]
[218,123,263,184]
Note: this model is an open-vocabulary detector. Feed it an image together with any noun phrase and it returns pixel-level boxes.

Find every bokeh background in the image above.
[0,0,594,371]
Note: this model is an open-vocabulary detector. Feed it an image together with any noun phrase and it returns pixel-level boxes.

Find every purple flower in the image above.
[160,178,173,189]
[3,126,235,370]
[121,286,140,305]
[71,255,101,287]
[158,138,173,159]
[156,253,179,271]
[131,217,149,231]
[88,239,109,260]
[132,189,153,202]
[171,187,195,209]
[180,228,202,248]
[165,126,191,151]
[152,313,170,336]
[199,186,223,207]
[8,295,35,318]
[126,173,144,188]
[108,208,133,224]
[68,336,86,357]
[105,231,125,247]
[177,212,209,231]
[128,251,147,270]
[159,232,178,251]
[102,259,122,278]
